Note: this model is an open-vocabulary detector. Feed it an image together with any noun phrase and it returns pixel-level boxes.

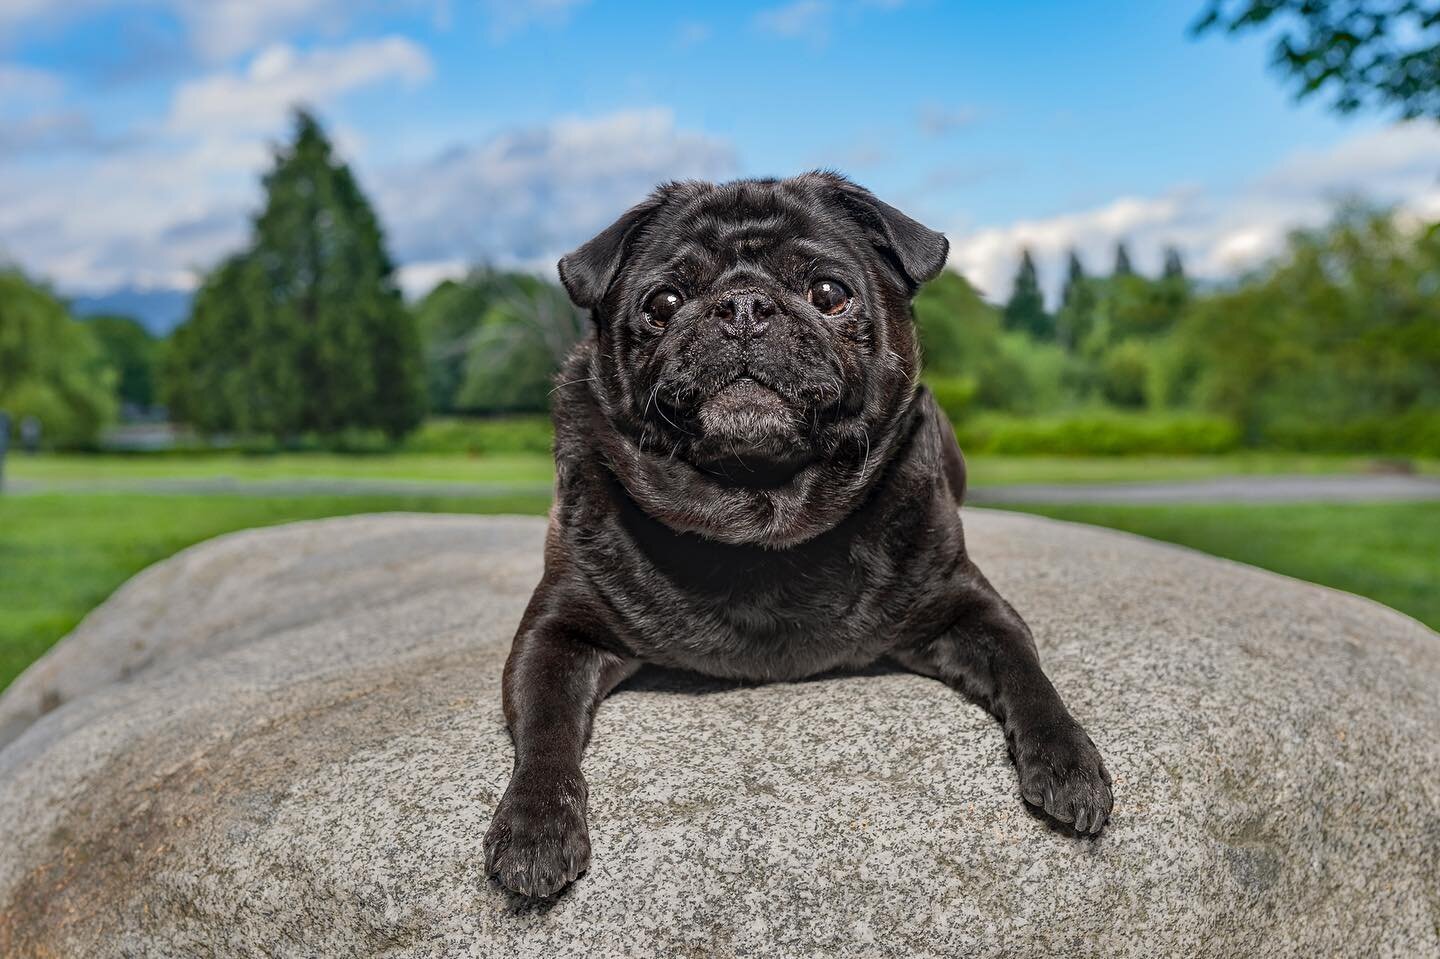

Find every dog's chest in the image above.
[586,521,938,681]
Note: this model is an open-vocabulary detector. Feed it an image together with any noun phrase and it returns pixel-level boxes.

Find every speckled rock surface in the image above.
[1,511,1437,958]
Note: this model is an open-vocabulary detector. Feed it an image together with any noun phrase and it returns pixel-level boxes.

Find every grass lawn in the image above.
[0,492,550,693]
[7,452,555,486]
[1006,502,1440,633]
[1,487,1435,697]
[8,450,1431,489]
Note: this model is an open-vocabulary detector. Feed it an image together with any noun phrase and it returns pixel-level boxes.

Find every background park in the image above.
[2,1,1439,694]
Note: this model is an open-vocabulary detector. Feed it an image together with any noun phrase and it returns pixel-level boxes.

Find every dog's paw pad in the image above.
[1014,724,1113,836]
[484,775,591,898]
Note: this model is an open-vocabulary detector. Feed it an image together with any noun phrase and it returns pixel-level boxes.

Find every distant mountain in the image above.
[69,286,192,335]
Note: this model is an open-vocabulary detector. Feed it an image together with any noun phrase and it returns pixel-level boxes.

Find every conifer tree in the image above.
[1056,248,1097,351]
[165,110,424,442]
[1002,248,1053,339]
[1162,246,1186,282]
[1113,242,1136,278]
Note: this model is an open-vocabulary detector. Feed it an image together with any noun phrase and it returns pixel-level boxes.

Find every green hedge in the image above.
[924,375,979,424]
[1260,410,1440,459]
[401,416,554,455]
[956,411,1242,455]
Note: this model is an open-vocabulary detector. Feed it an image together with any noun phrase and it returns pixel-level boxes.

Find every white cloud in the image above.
[0,37,433,292]
[0,0,79,34]
[950,193,1189,299]
[482,0,588,39]
[3,2,581,59]
[169,37,432,135]
[0,63,115,157]
[0,102,735,296]
[376,108,737,282]
[0,0,352,61]
[753,0,830,41]
[397,258,469,300]
[172,0,352,62]
[0,62,62,103]
[947,121,1440,302]
[918,104,979,138]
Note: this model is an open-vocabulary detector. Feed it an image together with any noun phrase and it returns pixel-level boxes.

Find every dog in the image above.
[483,172,1113,898]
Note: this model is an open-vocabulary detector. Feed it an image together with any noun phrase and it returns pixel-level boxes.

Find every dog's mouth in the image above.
[682,376,815,486]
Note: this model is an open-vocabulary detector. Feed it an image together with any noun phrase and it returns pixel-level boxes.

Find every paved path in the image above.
[5,473,1440,503]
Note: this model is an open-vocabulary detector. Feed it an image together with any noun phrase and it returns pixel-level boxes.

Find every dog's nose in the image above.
[713,291,777,340]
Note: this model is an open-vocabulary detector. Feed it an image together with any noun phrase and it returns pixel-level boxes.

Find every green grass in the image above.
[7,452,555,486]
[9,450,1430,489]
[966,452,1433,485]
[1005,502,1440,632]
[0,492,551,693]
[2,476,1436,698]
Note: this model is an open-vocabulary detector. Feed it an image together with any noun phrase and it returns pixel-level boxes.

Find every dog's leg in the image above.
[893,560,1113,834]
[484,614,638,897]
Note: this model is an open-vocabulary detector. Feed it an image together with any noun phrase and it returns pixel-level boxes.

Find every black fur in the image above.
[484,172,1112,898]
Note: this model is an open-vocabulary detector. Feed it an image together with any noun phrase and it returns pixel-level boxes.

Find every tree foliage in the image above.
[1177,206,1440,443]
[1057,249,1097,350]
[85,314,158,412]
[1113,242,1135,278]
[0,270,115,448]
[415,269,586,414]
[164,111,424,442]
[1002,248,1053,339]
[1194,0,1440,119]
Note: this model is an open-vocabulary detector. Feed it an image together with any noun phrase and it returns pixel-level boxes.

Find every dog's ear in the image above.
[558,192,667,310]
[814,172,950,290]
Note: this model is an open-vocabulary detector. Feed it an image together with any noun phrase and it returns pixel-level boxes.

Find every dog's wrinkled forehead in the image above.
[633,180,855,283]
[558,172,949,311]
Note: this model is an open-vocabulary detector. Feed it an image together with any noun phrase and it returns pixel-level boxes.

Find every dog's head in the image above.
[559,172,948,548]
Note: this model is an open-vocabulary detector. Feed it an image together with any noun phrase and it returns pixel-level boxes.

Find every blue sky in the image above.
[1,0,1437,306]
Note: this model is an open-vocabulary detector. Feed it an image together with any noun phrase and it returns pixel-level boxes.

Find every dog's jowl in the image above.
[483,172,1113,898]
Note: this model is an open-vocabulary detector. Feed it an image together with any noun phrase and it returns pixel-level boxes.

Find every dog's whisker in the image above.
[550,376,597,396]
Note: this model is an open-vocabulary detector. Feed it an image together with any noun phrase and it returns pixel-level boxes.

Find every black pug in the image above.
[484,172,1112,898]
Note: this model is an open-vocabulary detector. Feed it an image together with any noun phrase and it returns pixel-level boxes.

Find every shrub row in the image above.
[401,416,554,455]
[1260,411,1440,459]
[955,411,1242,456]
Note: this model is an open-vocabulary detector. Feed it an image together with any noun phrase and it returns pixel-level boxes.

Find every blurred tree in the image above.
[1177,206,1440,444]
[1194,0,1440,119]
[457,274,586,413]
[1002,248,1054,339]
[1095,272,1191,345]
[84,315,158,413]
[415,269,586,414]
[1056,249,1098,351]
[1113,242,1136,278]
[165,110,424,442]
[1162,246,1187,282]
[916,270,1072,413]
[0,270,115,448]
[415,277,498,413]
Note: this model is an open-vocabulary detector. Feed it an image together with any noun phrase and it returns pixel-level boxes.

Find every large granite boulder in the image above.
[0,512,1436,957]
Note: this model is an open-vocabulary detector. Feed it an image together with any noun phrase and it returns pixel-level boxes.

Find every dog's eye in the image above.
[808,279,850,316]
[643,289,683,328]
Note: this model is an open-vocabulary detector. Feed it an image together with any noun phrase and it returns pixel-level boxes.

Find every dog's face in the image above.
[559,172,948,547]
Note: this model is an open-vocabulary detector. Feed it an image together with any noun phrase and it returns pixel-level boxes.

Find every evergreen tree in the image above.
[1162,246,1186,282]
[1056,249,1097,352]
[165,110,424,442]
[1113,242,1135,278]
[1002,248,1053,339]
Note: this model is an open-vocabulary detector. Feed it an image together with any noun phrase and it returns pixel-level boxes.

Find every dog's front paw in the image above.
[1012,722,1113,835]
[484,766,591,898]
